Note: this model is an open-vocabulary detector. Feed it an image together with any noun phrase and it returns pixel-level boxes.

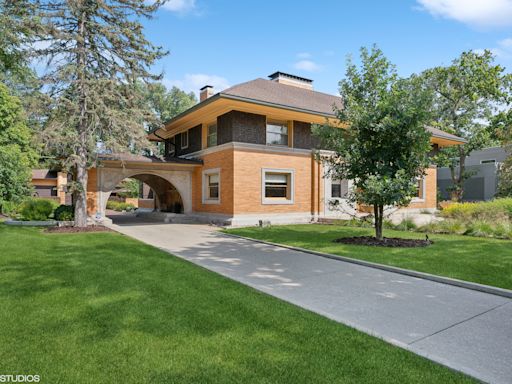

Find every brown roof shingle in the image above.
[220,78,342,116]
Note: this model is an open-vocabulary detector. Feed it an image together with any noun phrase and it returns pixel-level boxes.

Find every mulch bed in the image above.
[45,225,113,234]
[334,236,433,248]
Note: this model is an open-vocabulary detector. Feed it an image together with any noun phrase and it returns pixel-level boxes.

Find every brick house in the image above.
[86,72,465,226]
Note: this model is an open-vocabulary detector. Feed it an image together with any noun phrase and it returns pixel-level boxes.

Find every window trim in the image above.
[411,176,426,202]
[202,168,221,205]
[261,168,295,205]
[181,130,189,149]
[265,120,289,147]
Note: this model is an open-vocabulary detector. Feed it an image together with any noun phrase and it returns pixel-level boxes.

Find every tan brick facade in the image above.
[192,148,234,214]
[192,147,437,219]
[406,167,437,210]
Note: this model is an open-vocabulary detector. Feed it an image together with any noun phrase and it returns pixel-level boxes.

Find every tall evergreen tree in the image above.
[31,0,167,226]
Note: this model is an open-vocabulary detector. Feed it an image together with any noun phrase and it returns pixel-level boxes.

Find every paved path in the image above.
[108,214,512,384]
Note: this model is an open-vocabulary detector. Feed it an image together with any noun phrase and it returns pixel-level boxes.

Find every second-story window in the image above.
[266,121,288,146]
[181,130,189,149]
[207,123,217,147]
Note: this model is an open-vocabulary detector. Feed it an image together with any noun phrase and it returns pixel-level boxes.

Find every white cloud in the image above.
[164,73,230,96]
[296,52,312,59]
[417,0,512,27]
[161,0,196,13]
[293,59,322,72]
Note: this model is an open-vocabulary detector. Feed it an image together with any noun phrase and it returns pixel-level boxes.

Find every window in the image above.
[202,169,220,204]
[331,179,349,198]
[415,177,425,200]
[481,159,496,164]
[207,123,217,147]
[207,174,219,199]
[262,169,294,204]
[266,121,288,146]
[181,130,189,149]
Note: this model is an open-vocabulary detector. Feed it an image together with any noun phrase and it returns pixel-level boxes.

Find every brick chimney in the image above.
[200,85,214,102]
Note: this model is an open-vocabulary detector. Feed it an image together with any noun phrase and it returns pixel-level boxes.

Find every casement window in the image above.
[181,130,189,149]
[262,169,294,204]
[266,121,288,146]
[202,168,220,204]
[331,179,349,198]
[207,123,217,148]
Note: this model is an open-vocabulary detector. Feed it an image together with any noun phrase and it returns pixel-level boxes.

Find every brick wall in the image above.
[192,148,234,214]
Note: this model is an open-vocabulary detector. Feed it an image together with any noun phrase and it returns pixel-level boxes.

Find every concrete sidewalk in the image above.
[108,215,512,384]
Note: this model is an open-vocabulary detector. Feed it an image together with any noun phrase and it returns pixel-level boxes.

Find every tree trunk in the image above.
[455,150,467,202]
[73,6,88,228]
[374,204,383,240]
[74,158,88,227]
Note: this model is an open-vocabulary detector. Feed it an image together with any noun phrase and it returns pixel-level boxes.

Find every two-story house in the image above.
[87,71,466,226]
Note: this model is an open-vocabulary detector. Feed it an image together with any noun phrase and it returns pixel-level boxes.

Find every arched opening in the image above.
[105,173,184,215]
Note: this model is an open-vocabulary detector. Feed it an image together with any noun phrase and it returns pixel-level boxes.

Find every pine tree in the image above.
[31,0,167,226]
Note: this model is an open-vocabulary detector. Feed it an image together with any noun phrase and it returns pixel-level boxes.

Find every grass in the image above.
[0,224,475,383]
[225,224,512,291]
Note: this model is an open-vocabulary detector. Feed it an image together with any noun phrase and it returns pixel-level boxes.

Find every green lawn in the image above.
[225,224,512,291]
[0,224,475,383]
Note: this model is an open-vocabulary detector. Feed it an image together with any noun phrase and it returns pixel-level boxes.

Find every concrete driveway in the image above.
[108,214,512,384]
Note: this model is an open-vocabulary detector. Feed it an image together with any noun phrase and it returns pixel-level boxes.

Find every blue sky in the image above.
[146,0,512,96]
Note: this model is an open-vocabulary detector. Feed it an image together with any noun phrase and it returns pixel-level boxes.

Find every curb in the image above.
[222,232,512,299]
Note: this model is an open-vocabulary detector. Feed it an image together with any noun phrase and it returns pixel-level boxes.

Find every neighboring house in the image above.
[31,169,70,205]
[85,72,465,226]
[438,146,509,201]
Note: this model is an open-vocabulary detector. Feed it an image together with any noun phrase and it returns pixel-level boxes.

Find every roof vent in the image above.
[268,71,313,90]
[200,85,214,102]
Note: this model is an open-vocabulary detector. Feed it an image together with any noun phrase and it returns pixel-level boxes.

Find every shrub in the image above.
[441,198,512,221]
[383,219,395,229]
[337,218,374,228]
[1,200,25,217]
[106,200,135,212]
[20,198,59,221]
[394,218,417,231]
[54,205,74,221]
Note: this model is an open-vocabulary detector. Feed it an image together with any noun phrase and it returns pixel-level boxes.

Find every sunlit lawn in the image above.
[0,224,475,383]
[226,224,512,290]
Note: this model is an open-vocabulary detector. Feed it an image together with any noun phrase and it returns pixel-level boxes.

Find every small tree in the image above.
[29,0,167,227]
[314,46,432,240]
[0,82,38,208]
[422,50,511,201]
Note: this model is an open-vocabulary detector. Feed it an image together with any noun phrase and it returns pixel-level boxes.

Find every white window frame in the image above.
[202,168,220,204]
[181,130,189,149]
[412,176,426,202]
[330,179,349,199]
[207,123,217,148]
[266,120,289,147]
[261,168,295,205]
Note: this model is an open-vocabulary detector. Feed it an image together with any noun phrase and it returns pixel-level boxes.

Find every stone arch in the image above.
[95,167,192,218]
